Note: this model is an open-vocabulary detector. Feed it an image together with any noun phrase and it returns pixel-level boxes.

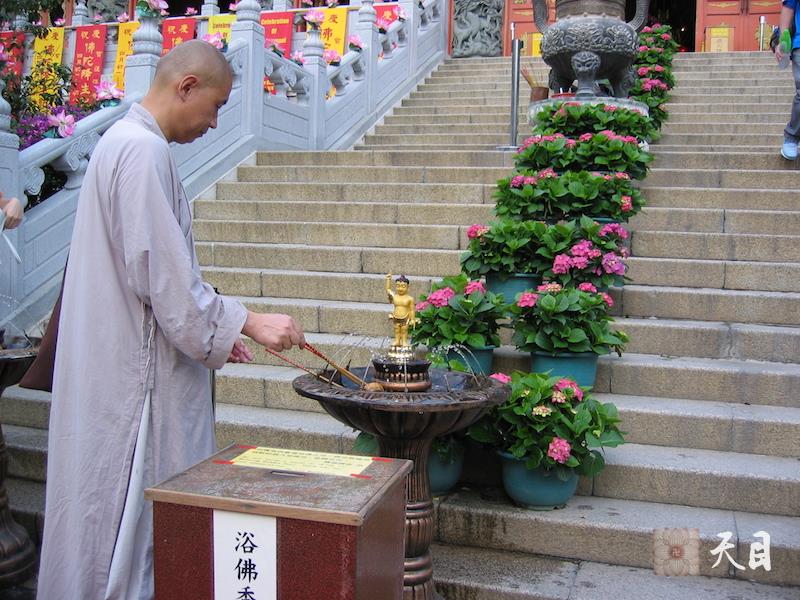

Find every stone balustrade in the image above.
[0,0,447,326]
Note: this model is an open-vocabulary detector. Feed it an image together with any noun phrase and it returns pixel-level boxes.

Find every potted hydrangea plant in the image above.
[460,220,549,300]
[532,101,658,142]
[494,168,644,222]
[468,371,625,509]
[508,283,628,387]
[412,274,506,374]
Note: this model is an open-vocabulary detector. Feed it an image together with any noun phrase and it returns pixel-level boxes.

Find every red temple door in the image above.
[696,0,783,52]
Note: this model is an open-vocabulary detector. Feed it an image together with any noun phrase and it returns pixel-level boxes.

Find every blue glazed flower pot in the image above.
[485,272,540,303]
[446,345,495,375]
[499,452,578,510]
[428,442,465,496]
[530,351,599,388]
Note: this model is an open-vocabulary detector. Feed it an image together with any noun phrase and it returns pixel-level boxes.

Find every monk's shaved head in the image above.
[153,39,232,89]
[141,39,234,143]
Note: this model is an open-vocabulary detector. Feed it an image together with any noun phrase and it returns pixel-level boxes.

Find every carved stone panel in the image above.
[452,0,504,58]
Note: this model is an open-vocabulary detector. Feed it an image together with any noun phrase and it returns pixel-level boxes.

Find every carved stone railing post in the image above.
[355,0,378,113]
[72,0,90,26]
[271,0,292,10]
[399,0,416,74]
[0,81,22,301]
[125,12,162,96]
[199,0,220,37]
[230,0,265,138]
[302,24,328,149]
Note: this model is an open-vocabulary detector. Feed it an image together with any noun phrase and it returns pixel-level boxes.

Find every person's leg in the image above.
[782,49,800,158]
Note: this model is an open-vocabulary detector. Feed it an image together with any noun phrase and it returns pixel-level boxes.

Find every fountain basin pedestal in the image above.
[293,369,509,600]
[0,349,39,588]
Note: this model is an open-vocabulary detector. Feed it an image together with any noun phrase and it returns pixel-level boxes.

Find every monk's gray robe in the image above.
[37,103,247,600]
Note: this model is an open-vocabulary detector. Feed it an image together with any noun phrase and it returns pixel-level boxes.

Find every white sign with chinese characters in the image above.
[213,510,277,600]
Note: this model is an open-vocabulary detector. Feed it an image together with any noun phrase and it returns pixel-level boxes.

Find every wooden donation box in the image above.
[144,445,412,600]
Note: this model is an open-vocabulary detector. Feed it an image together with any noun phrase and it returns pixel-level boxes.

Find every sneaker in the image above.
[781,140,798,160]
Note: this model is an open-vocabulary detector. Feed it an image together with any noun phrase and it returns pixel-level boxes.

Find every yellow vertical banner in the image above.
[321,7,348,55]
[114,21,140,89]
[208,14,237,43]
[32,27,65,69]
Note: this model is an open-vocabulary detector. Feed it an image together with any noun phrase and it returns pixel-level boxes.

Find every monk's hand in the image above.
[1,197,23,230]
[242,311,306,351]
[227,338,254,363]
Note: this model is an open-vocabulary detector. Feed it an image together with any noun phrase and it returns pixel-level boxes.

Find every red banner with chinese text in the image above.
[70,25,107,104]
[260,11,293,54]
[0,32,26,78]
[375,4,400,27]
[162,17,197,55]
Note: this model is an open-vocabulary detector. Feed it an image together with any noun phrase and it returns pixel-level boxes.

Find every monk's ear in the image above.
[177,74,201,100]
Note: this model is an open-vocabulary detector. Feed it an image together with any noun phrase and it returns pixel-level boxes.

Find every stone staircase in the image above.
[3,51,800,598]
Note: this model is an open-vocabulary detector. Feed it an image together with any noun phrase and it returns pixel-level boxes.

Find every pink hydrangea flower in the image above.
[637,66,649,76]
[565,138,577,148]
[537,167,557,179]
[638,45,649,52]
[555,378,584,401]
[552,254,572,274]
[620,195,633,212]
[570,255,589,270]
[465,280,486,295]
[510,175,525,188]
[599,223,629,239]
[661,33,671,40]
[551,390,567,404]
[600,292,614,307]
[603,104,617,112]
[537,283,562,293]
[547,438,572,464]
[516,292,539,308]
[642,26,652,33]
[654,65,665,72]
[467,224,489,239]
[615,172,630,180]
[428,287,455,307]
[578,282,597,293]
[602,253,626,276]
[579,132,593,142]
[415,301,430,311]
[532,405,552,417]
[570,240,595,257]
[489,372,512,384]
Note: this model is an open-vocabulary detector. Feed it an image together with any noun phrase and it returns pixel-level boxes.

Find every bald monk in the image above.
[37,40,305,600]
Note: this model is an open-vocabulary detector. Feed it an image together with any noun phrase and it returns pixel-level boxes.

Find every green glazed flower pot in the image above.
[446,345,495,375]
[428,442,465,496]
[485,272,540,303]
[530,351,599,388]
[499,452,578,510]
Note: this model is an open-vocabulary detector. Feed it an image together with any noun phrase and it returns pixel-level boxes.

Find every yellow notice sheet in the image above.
[231,446,374,477]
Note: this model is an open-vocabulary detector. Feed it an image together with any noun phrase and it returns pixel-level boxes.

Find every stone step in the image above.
[644,168,799,189]
[626,257,800,294]
[363,133,510,146]
[372,123,518,135]
[406,88,792,102]
[667,93,791,104]
[656,133,787,146]
[213,181,494,204]
[631,207,800,236]
[654,151,798,171]
[3,425,48,482]
[433,542,800,598]
[233,164,508,184]
[253,150,514,168]
[661,123,784,135]
[666,103,792,114]
[353,143,509,151]
[6,477,44,547]
[435,494,800,588]
[632,230,800,263]
[644,187,800,211]
[383,112,512,125]
[193,220,463,250]
[194,199,492,225]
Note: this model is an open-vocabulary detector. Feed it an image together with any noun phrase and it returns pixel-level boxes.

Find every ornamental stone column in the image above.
[230,0,265,138]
